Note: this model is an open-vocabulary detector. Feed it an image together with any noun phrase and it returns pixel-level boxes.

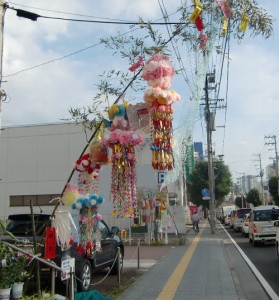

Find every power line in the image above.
[8,6,187,25]
[8,0,137,22]
[3,4,182,78]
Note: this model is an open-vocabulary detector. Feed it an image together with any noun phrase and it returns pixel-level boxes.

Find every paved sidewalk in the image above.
[118,220,271,300]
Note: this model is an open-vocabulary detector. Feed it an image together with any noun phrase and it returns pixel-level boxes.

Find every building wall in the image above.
[0,123,88,219]
[0,123,186,234]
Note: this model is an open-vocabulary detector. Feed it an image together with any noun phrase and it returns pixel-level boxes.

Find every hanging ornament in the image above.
[195,15,204,31]
[71,193,104,258]
[142,54,181,171]
[61,183,79,206]
[89,140,110,166]
[102,103,143,218]
[220,16,228,37]
[199,31,208,50]
[129,56,144,72]
[189,0,203,23]
[220,0,231,18]
[239,5,249,32]
[72,137,106,258]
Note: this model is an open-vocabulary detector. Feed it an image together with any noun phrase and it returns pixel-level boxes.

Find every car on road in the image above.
[248,205,279,247]
[233,208,251,232]
[221,205,236,224]
[274,220,279,257]
[224,213,231,226]
[1,213,124,292]
[241,213,250,237]
[229,210,237,228]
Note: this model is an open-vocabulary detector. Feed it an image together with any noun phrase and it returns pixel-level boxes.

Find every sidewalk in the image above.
[118,220,271,300]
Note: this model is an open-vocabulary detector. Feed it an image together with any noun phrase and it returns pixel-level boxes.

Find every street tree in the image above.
[246,188,261,207]
[189,161,232,209]
[268,176,279,205]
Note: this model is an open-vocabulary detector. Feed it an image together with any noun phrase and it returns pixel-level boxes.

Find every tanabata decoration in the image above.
[61,183,79,206]
[189,0,204,31]
[214,0,231,36]
[54,208,75,251]
[70,140,108,257]
[142,54,180,170]
[239,5,249,32]
[75,153,102,195]
[71,193,104,257]
[102,103,144,218]
[199,31,208,50]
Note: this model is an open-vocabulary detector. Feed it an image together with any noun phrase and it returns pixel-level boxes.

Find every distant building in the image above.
[266,163,277,180]
[194,142,203,161]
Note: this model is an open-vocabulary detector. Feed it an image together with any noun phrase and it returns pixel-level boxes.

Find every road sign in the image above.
[202,188,210,197]
[157,172,165,184]
[61,258,75,281]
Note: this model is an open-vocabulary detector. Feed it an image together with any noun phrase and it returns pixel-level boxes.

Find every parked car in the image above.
[248,205,279,247]
[221,205,236,224]
[274,220,279,257]
[233,208,251,232]
[241,213,250,237]
[229,210,237,228]
[1,213,124,292]
[224,213,231,226]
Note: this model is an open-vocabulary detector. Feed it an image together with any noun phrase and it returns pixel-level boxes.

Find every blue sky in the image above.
[1,0,279,182]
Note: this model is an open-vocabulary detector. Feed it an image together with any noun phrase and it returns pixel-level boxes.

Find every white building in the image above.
[0,122,186,233]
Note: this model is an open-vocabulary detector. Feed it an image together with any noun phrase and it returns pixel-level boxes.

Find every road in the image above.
[223,225,279,296]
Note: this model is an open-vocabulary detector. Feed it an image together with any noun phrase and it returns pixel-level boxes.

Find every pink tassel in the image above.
[129,56,144,72]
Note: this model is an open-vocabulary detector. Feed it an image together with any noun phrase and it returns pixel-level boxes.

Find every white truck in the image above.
[221,205,236,224]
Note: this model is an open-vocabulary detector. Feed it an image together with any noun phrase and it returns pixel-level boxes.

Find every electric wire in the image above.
[8,0,136,22]
[8,5,188,25]
[3,5,181,78]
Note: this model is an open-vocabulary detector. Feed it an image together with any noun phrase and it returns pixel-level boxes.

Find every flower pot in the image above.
[0,287,11,300]
[11,282,24,299]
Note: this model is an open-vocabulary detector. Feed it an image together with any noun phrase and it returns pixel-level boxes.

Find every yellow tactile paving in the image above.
[156,223,205,300]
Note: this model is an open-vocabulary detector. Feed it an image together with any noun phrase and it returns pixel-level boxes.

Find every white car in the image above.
[275,221,279,256]
[248,205,279,247]
[241,213,250,237]
[233,208,251,232]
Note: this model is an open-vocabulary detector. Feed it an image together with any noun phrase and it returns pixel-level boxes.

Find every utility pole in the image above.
[204,72,216,234]
[265,134,279,197]
[237,173,245,207]
[0,1,7,131]
[265,134,279,176]
[181,140,187,207]
[255,154,264,205]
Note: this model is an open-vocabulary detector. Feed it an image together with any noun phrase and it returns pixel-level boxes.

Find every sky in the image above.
[0,0,279,183]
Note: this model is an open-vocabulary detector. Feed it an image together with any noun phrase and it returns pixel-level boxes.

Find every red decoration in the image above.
[195,15,204,31]
[44,227,56,259]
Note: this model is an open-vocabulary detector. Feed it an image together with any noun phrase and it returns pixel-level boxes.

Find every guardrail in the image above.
[1,241,74,299]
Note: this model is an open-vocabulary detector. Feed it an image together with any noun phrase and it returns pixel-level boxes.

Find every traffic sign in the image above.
[202,188,210,197]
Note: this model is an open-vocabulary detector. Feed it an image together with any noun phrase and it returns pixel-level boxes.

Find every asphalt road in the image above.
[224,225,279,296]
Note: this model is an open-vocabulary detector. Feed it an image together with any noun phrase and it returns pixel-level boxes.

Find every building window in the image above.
[10,194,60,207]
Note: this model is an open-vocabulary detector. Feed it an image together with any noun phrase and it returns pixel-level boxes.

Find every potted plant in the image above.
[10,254,29,299]
[0,241,14,299]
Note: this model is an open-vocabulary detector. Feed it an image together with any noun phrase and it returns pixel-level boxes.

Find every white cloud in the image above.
[1,0,279,181]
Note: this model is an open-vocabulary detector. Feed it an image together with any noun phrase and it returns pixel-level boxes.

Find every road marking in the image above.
[220,223,279,300]
[156,224,205,300]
